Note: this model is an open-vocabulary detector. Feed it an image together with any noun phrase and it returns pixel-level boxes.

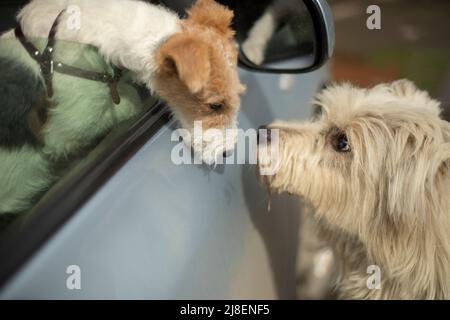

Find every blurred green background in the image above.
[328,0,450,119]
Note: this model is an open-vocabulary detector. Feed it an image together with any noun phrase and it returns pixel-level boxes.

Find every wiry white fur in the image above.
[17,0,180,87]
[260,80,450,299]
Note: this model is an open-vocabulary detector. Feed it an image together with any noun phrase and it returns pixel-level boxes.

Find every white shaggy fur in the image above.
[259,80,450,299]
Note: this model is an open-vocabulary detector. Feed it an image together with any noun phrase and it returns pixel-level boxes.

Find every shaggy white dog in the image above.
[258,80,450,299]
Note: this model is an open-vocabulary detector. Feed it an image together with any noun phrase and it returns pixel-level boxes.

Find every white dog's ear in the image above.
[186,0,235,38]
[384,124,449,223]
[156,35,211,94]
[370,130,450,285]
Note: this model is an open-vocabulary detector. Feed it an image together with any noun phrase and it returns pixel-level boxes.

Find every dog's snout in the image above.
[258,125,272,144]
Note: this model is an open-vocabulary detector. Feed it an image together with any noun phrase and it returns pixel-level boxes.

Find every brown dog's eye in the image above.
[209,103,223,111]
[333,134,351,152]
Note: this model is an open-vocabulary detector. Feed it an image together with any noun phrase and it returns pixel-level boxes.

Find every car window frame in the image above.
[0,100,172,290]
[0,0,170,289]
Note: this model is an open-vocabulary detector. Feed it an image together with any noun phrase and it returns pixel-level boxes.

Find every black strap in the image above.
[15,11,121,104]
[55,63,122,104]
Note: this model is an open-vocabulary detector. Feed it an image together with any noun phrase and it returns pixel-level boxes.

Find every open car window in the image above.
[0,43,160,230]
[0,0,170,280]
[0,0,232,235]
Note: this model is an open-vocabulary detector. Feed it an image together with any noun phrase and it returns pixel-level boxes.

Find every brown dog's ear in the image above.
[186,0,234,38]
[157,34,211,94]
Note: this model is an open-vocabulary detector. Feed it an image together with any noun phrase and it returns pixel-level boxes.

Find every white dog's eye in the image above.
[333,134,351,152]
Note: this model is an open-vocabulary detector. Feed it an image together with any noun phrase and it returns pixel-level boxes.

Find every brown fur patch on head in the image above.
[156,34,211,94]
[153,0,245,135]
[186,0,235,38]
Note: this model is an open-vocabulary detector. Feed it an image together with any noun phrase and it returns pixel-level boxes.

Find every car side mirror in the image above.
[234,0,334,73]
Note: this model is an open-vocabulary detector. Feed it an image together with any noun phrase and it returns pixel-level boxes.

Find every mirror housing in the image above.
[236,0,334,74]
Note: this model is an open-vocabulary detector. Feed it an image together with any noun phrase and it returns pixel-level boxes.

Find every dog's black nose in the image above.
[258,125,272,144]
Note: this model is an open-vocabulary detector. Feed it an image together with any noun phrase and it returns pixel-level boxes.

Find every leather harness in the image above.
[14,10,122,104]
